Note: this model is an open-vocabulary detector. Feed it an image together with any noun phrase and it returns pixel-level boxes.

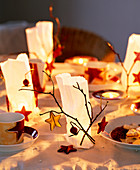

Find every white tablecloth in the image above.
[0,63,140,170]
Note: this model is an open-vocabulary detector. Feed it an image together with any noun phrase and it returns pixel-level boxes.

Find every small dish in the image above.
[101,115,140,150]
[65,56,97,74]
[0,126,39,152]
[131,102,140,115]
[92,89,127,105]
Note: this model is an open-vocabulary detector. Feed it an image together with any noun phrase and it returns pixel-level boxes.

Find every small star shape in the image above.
[8,120,24,141]
[15,106,32,121]
[53,44,64,58]
[134,52,140,62]
[85,68,103,83]
[45,61,55,74]
[45,112,61,131]
[57,145,77,154]
[97,116,108,134]
[133,71,140,84]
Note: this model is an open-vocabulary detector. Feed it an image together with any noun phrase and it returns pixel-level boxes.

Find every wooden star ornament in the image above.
[97,116,108,134]
[45,112,61,131]
[15,106,32,121]
[57,145,77,154]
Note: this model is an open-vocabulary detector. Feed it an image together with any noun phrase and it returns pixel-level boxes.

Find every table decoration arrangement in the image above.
[20,71,108,153]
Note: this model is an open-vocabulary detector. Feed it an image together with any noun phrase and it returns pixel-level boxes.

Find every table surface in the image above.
[0,62,140,170]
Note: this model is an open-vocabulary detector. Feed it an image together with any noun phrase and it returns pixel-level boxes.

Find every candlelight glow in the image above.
[102,92,120,98]
[73,58,89,65]
[17,103,28,111]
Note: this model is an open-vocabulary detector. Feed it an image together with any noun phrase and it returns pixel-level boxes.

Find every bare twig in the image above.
[80,102,108,146]
[73,82,92,122]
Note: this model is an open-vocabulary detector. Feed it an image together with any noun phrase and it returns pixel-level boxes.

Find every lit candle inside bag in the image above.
[66,56,98,66]
[73,57,89,65]
[121,34,140,96]
[56,73,93,148]
[1,53,39,123]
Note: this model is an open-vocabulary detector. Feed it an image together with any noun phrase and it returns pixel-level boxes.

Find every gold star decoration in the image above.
[45,112,61,131]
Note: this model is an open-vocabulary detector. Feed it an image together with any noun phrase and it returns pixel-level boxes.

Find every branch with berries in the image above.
[108,43,140,95]
[20,71,108,147]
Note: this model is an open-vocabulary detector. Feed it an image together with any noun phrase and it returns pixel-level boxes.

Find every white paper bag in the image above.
[26,21,53,64]
[56,73,93,148]
[1,53,36,112]
[121,33,140,96]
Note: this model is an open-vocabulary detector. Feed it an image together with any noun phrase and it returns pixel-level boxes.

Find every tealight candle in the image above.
[73,57,89,66]
[102,92,120,98]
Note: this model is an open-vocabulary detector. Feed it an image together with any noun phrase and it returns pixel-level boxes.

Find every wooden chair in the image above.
[56,26,115,62]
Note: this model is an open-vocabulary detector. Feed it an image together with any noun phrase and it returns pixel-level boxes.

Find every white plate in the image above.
[0,126,39,152]
[101,115,140,150]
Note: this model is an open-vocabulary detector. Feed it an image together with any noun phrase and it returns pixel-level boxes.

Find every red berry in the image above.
[23,79,29,86]
[70,126,78,135]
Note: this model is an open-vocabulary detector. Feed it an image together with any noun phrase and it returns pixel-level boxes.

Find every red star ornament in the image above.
[53,44,64,59]
[133,71,140,84]
[85,68,103,84]
[97,116,108,134]
[8,120,24,141]
[15,106,32,121]
[57,145,77,154]
[45,60,55,74]
[134,52,140,62]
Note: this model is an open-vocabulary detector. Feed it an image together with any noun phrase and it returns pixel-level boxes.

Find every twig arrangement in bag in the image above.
[20,71,108,146]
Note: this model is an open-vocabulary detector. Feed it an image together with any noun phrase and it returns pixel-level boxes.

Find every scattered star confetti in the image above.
[15,106,32,121]
[133,71,140,84]
[45,112,61,131]
[97,116,108,134]
[57,145,77,154]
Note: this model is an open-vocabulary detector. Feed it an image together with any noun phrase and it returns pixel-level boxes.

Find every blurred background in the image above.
[0,0,140,61]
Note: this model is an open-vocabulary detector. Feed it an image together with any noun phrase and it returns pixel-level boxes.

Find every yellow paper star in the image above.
[45,112,61,131]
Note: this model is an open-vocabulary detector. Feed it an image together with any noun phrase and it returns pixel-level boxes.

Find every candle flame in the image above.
[102,92,119,98]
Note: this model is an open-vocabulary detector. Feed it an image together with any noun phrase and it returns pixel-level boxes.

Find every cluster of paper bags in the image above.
[0,20,140,148]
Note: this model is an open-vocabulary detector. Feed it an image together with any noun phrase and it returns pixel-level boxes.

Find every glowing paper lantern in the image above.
[121,34,140,96]
[56,73,93,148]
[26,21,53,64]
[1,53,37,115]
